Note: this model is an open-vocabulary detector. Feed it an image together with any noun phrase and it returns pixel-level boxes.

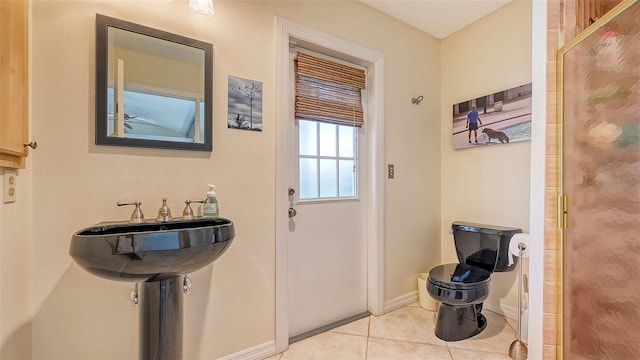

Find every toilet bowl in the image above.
[427,222,521,341]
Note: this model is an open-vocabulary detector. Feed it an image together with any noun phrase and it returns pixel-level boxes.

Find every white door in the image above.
[287,51,369,338]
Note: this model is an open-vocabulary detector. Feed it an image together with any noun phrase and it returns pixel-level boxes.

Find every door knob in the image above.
[288,207,297,218]
[288,188,295,196]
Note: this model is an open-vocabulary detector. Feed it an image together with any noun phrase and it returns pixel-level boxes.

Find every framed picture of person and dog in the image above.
[452,83,532,150]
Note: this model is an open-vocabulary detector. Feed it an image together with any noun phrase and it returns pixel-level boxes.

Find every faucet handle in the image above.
[155,198,173,222]
[182,200,204,219]
[117,201,145,224]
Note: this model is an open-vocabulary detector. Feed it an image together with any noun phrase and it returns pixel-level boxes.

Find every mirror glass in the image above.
[96,14,213,151]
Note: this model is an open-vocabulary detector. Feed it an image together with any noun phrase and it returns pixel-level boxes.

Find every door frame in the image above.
[275,18,386,353]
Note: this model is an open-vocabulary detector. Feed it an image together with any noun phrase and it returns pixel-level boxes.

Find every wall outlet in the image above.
[4,171,17,203]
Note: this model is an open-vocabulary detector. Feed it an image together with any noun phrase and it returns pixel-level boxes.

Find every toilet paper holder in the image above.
[508,233,530,266]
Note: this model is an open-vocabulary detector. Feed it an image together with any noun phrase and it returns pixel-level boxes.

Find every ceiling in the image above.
[360,0,515,39]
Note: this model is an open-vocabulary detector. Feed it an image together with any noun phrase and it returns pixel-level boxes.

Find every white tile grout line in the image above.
[364,315,371,360]
[445,342,455,360]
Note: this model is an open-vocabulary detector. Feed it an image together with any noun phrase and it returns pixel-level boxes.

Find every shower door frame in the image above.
[557,0,639,358]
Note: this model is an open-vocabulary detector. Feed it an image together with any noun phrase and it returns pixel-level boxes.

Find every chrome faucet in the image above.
[117,201,145,224]
[155,198,173,222]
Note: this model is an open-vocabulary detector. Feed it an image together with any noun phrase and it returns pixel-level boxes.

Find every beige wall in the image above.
[0,165,33,358]
[13,1,443,359]
[440,0,532,315]
[112,47,203,96]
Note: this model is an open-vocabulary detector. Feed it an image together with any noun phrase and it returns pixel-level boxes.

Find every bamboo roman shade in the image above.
[294,52,366,127]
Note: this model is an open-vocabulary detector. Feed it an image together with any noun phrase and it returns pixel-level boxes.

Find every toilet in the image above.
[427,221,521,341]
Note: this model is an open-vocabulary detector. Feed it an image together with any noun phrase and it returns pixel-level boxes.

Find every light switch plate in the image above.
[4,171,17,203]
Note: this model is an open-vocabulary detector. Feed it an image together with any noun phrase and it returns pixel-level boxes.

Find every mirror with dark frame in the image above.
[95,14,213,151]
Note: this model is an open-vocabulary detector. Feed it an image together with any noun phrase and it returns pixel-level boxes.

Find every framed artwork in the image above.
[228,75,263,132]
[452,83,532,149]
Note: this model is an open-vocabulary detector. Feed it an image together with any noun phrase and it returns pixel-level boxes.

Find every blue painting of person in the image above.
[466,105,483,143]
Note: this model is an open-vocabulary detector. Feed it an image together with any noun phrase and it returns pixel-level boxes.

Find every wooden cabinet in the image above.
[0,0,29,169]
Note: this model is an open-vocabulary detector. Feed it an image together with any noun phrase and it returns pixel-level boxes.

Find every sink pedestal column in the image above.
[139,277,183,360]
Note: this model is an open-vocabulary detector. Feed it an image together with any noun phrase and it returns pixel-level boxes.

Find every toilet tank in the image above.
[452,221,522,273]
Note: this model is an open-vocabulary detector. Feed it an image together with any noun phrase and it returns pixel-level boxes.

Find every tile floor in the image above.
[267,303,518,360]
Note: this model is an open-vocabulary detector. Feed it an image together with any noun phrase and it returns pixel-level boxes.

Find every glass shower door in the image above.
[559,1,640,358]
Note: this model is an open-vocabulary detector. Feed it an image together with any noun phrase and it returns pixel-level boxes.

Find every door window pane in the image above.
[319,159,337,198]
[339,126,354,158]
[299,158,318,199]
[299,120,317,156]
[298,120,357,201]
[319,122,337,157]
[339,160,355,197]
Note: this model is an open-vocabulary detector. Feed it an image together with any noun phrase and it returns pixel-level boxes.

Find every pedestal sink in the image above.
[70,218,234,360]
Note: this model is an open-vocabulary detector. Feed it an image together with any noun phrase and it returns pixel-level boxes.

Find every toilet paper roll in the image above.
[508,233,530,266]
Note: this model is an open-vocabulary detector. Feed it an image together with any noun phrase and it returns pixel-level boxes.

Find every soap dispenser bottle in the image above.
[203,184,219,218]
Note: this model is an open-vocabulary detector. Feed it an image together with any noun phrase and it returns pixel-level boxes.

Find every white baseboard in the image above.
[486,301,528,343]
[384,291,419,313]
[384,290,520,323]
[217,341,276,360]
[485,301,518,321]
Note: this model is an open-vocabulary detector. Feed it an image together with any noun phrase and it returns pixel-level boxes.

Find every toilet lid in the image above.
[428,263,491,290]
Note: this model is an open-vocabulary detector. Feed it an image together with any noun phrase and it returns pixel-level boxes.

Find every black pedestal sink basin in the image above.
[70,218,235,360]
[70,218,234,282]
